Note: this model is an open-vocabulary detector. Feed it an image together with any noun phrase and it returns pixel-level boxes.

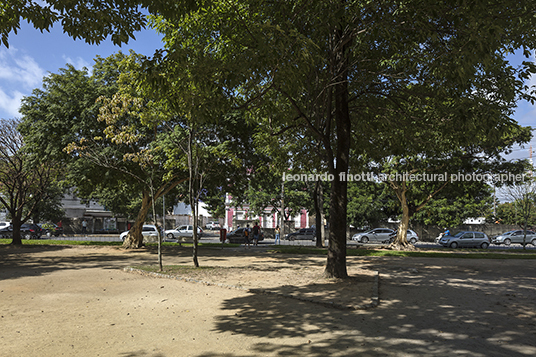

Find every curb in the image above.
[123,267,380,310]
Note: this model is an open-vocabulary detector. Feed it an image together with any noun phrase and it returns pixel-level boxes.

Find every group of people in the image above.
[239,223,282,248]
[242,222,261,248]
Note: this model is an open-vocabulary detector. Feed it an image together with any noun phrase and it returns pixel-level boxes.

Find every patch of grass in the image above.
[0,239,124,246]
[131,265,232,282]
[155,242,241,248]
[2,238,535,260]
[132,264,217,274]
[268,246,536,259]
[0,239,241,248]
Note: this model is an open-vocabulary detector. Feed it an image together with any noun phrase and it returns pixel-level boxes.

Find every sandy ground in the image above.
[1,244,536,357]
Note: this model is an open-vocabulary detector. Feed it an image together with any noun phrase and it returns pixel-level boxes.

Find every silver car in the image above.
[439,231,490,249]
[407,229,419,244]
[491,230,536,246]
[120,224,159,241]
[352,228,395,244]
[165,225,203,239]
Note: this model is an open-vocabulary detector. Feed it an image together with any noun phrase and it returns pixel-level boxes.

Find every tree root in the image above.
[387,242,418,251]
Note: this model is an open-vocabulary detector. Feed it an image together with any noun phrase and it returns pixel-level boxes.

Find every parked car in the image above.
[284,228,316,241]
[226,227,264,244]
[120,224,159,241]
[385,229,419,243]
[0,222,12,238]
[20,223,43,240]
[205,221,221,230]
[491,230,536,246]
[164,225,204,239]
[406,229,419,244]
[38,223,63,237]
[351,228,396,244]
[439,231,490,249]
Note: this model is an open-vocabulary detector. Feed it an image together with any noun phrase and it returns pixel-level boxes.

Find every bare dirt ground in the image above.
[1,244,536,357]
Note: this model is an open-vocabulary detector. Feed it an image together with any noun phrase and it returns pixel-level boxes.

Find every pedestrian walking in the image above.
[252,222,261,246]
[274,225,281,245]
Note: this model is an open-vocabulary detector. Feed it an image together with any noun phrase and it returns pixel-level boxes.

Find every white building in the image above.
[224,193,309,230]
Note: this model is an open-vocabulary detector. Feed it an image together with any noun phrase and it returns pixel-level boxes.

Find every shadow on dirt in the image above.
[207,257,536,357]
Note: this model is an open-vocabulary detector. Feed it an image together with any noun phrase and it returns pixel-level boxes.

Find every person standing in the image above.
[274,225,281,245]
[252,222,260,246]
[82,219,87,234]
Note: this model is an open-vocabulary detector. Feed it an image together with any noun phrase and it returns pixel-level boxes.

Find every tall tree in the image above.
[0,0,197,48]
[504,178,536,248]
[145,0,536,278]
[12,1,536,277]
[0,118,60,245]
[19,52,187,248]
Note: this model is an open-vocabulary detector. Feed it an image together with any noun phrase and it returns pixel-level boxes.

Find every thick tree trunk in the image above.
[323,24,351,279]
[9,214,23,246]
[395,199,410,246]
[324,30,351,278]
[122,190,152,249]
[390,180,415,250]
[325,175,349,278]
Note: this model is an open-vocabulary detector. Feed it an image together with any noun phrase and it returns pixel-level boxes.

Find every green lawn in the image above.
[1,239,535,259]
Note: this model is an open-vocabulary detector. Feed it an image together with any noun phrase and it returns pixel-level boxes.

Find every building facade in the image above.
[224,193,309,231]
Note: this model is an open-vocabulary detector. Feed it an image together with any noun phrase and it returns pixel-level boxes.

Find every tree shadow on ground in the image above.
[206,258,536,356]
[0,244,158,280]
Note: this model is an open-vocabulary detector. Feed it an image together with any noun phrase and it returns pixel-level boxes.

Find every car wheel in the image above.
[410,238,417,244]
[449,242,458,249]
[504,238,511,246]
[481,242,489,249]
[532,239,536,246]
[46,232,52,238]
[167,233,174,239]
[24,233,32,240]
[361,237,369,244]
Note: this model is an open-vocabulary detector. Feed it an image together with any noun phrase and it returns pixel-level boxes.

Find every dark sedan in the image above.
[20,223,43,240]
[226,228,264,244]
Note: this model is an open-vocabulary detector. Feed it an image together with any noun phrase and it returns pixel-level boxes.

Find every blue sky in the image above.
[0,21,535,164]
[0,21,163,120]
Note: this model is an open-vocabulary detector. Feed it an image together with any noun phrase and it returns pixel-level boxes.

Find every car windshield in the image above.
[502,231,516,236]
[453,232,465,237]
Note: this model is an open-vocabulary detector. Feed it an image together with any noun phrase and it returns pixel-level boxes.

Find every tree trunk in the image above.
[394,198,410,247]
[523,218,527,250]
[324,26,351,279]
[188,128,200,268]
[193,195,199,267]
[390,180,414,250]
[314,180,325,248]
[10,214,23,246]
[122,190,152,249]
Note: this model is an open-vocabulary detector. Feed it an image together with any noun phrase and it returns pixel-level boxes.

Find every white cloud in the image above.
[0,87,24,118]
[62,55,92,71]
[0,46,45,117]
[0,46,45,88]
